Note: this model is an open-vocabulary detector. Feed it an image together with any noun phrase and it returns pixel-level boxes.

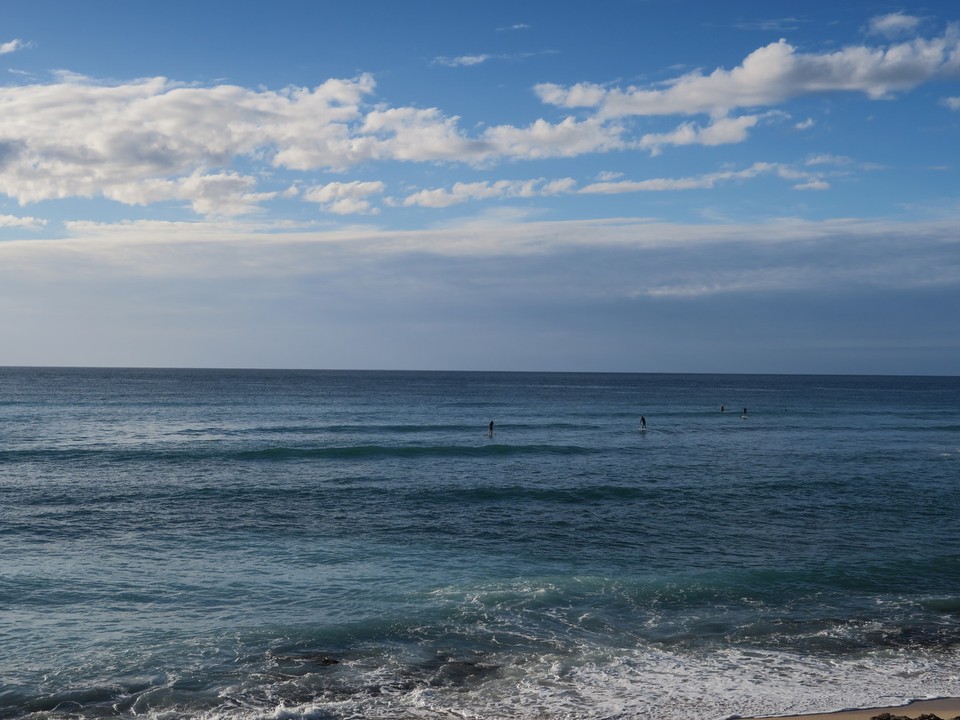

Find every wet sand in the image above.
[753,698,960,720]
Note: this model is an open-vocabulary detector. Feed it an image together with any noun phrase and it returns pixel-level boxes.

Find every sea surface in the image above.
[1,368,959,720]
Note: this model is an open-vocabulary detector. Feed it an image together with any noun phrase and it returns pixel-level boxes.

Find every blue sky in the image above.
[1,0,958,373]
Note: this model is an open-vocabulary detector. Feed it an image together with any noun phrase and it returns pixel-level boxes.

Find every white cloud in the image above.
[638,115,759,155]
[793,179,831,191]
[0,75,385,212]
[434,50,557,68]
[119,172,279,216]
[481,117,625,159]
[0,213,45,228]
[0,72,626,216]
[534,82,608,109]
[868,12,922,38]
[303,180,385,214]
[358,106,483,163]
[0,19,955,219]
[0,74,525,214]
[403,177,576,208]
[579,162,827,194]
[51,69,93,84]
[536,27,960,117]
[434,54,491,67]
[0,39,28,55]
[580,163,768,194]
[581,176,713,193]
[944,96,960,110]
[805,154,853,166]
[402,162,828,206]
[795,117,815,130]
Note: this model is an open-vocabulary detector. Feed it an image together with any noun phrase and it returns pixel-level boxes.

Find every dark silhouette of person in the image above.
[640,416,647,431]
[488,420,494,438]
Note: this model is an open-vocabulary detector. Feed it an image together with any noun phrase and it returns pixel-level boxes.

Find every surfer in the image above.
[640,415,647,431]
[721,405,725,412]
[488,420,494,438]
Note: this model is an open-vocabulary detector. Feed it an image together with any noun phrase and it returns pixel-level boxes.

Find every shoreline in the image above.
[752,698,960,720]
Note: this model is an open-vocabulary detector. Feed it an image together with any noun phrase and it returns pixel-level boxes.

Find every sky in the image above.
[1,0,959,374]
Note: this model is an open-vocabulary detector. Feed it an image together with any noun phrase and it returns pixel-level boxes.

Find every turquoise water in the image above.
[1,368,959,719]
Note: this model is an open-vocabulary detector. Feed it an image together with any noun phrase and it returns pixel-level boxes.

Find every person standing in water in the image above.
[488,420,494,438]
[640,415,647,431]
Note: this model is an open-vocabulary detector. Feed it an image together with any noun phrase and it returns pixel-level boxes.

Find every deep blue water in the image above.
[1,368,959,719]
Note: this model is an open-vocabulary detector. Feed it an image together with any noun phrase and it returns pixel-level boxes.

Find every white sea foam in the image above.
[564,646,960,719]
[190,645,960,720]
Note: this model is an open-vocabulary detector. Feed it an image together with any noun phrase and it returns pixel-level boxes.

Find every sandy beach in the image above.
[755,698,960,720]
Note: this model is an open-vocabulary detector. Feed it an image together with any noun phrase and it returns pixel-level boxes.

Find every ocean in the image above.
[1,368,959,720]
